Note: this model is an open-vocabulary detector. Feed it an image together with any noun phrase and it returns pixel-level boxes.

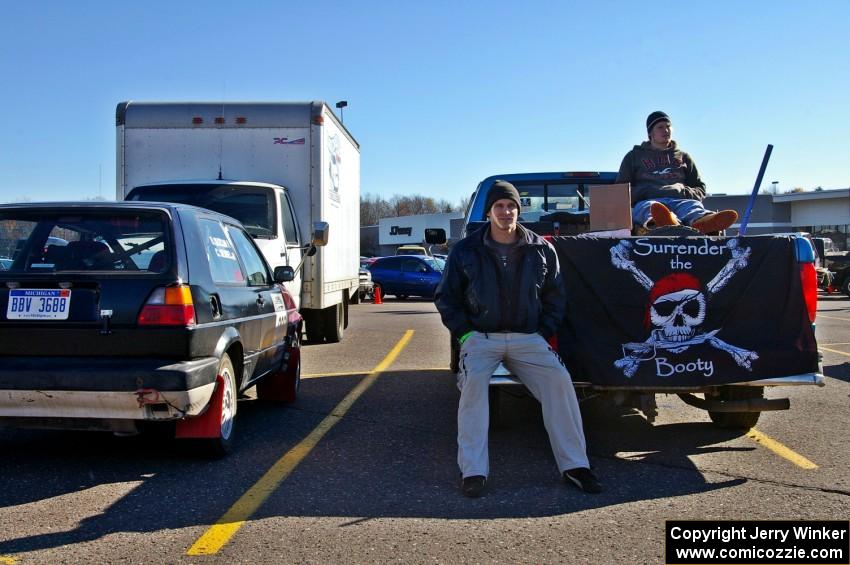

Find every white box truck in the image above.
[116,101,360,342]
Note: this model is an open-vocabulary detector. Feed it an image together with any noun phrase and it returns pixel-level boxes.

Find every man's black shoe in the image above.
[462,475,486,498]
[563,468,602,493]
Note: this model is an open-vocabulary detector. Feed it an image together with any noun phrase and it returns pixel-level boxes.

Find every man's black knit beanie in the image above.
[485,180,521,214]
[646,111,671,135]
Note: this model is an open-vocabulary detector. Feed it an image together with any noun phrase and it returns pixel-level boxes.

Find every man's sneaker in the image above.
[462,475,486,498]
[650,202,680,228]
[691,210,738,234]
[563,468,602,493]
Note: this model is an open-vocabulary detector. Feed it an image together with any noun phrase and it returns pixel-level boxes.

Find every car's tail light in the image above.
[800,263,818,323]
[794,236,818,323]
[138,284,196,326]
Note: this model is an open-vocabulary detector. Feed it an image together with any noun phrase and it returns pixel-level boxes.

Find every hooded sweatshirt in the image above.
[616,140,706,205]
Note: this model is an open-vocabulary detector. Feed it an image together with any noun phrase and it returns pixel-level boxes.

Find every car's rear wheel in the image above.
[198,354,237,457]
[322,302,344,342]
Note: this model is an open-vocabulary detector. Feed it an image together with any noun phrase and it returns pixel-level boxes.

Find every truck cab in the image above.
[126,181,307,308]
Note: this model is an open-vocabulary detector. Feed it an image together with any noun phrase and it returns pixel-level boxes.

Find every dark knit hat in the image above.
[485,180,521,214]
[646,111,671,134]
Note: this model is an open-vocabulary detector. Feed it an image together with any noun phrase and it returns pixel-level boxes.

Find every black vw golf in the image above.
[0,201,302,456]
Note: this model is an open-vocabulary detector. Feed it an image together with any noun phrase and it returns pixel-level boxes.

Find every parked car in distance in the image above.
[368,255,445,299]
[0,201,302,457]
[357,265,374,301]
[395,245,429,256]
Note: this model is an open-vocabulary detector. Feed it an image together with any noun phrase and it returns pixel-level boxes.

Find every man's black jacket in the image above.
[435,224,566,341]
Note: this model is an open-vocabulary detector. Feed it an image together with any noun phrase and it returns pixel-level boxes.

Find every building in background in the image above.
[361,212,462,256]
[706,188,850,249]
[361,188,850,256]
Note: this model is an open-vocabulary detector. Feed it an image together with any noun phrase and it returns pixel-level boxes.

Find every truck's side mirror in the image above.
[312,221,329,247]
[274,265,296,283]
[425,228,446,245]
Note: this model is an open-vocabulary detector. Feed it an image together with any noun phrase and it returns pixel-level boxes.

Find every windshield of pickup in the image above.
[127,183,277,239]
[469,182,585,222]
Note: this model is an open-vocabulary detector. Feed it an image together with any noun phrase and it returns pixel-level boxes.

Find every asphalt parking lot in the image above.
[0,294,848,564]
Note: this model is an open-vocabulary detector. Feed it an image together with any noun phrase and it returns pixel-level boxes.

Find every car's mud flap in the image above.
[175,374,224,439]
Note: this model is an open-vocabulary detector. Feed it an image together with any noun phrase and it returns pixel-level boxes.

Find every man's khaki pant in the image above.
[457,331,589,478]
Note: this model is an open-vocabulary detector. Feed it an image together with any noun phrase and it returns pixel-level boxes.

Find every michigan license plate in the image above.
[7,289,72,320]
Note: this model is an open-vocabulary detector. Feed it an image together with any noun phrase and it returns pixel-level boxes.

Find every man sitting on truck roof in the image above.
[435,180,601,498]
[617,111,738,234]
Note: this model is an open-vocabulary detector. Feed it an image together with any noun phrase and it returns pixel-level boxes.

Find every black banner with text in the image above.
[552,236,819,387]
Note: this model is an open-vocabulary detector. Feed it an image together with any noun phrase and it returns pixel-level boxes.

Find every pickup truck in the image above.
[436,172,824,429]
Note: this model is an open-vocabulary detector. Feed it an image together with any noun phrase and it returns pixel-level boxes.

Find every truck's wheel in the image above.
[198,354,237,458]
[449,338,460,373]
[350,289,360,304]
[708,386,763,429]
[302,310,323,343]
[322,302,344,343]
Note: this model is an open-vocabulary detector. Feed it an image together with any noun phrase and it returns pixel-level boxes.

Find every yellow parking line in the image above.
[302,370,368,379]
[817,314,850,322]
[302,367,449,379]
[746,429,818,469]
[820,346,850,358]
[0,556,18,564]
[821,342,850,346]
[186,330,414,556]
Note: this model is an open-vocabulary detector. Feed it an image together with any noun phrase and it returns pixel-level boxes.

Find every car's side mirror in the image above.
[274,265,296,283]
[312,222,329,247]
[425,228,446,245]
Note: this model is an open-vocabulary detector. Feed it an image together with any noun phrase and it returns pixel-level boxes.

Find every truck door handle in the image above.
[256,295,265,307]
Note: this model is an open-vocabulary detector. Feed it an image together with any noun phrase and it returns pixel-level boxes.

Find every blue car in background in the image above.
[368,255,445,299]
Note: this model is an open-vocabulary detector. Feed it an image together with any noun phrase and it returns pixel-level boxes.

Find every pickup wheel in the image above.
[449,338,460,373]
[488,386,505,429]
[322,302,344,343]
[707,386,763,429]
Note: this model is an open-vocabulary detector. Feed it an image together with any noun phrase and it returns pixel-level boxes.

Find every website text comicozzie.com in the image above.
[665,520,849,565]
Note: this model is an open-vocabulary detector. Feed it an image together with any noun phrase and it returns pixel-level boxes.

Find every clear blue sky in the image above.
[1,1,847,206]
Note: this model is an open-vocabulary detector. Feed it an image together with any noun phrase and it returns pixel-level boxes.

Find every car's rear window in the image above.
[0,210,170,274]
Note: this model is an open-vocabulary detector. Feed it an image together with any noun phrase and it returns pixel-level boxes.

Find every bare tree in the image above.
[360,192,470,226]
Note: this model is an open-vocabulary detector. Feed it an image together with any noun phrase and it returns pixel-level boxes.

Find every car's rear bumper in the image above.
[0,356,220,421]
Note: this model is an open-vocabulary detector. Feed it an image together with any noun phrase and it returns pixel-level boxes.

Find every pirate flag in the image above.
[551,235,819,387]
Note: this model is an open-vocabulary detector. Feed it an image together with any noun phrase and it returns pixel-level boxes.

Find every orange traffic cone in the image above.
[373,285,383,304]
